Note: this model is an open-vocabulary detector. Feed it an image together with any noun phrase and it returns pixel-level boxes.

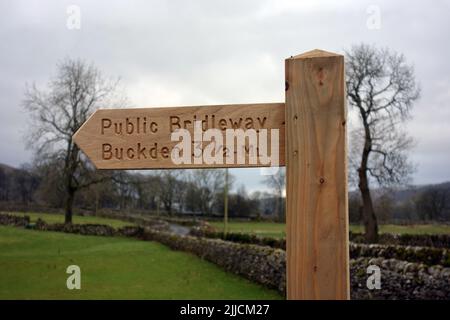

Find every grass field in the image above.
[6,212,134,228]
[0,226,282,299]
[7,212,449,237]
[211,221,287,238]
[349,224,450,235]
[210,221,450,238]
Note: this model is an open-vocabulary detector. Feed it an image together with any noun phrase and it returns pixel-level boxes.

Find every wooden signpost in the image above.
[73,49,350,300]
[73,103,285,169]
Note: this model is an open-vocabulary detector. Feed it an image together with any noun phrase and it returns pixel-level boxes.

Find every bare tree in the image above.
[0,163,39,204]
[111,171,136,210]
[157,170,185,215]
[263,168,285,222]
[346,44,420,242]
[33,157,66,208]
[13,164,40,205]
[373,191,395,223]
[190,169,225,215]
[23,59,124,223]
[414,187,448,221]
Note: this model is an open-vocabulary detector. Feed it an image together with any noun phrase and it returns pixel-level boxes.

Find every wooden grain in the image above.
[285,49,349,299]
[73,103,285,169]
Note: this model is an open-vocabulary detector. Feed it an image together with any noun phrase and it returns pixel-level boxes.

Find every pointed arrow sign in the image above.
[73,103,285,169]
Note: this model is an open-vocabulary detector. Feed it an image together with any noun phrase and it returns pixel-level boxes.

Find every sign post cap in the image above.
[288,49,342,60]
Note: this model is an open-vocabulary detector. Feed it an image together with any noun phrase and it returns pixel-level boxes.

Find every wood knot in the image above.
[317,67,324,86]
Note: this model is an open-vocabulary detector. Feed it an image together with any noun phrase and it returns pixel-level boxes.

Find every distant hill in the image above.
[0,163,40,204]
[393,182,450,203]
[349,181,450,222]
[350,181,450,203]
[0,163,19,174]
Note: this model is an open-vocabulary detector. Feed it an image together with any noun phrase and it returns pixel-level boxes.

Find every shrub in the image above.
[350,243,450,267]
[350,231,450,248]
[0,213,30,227]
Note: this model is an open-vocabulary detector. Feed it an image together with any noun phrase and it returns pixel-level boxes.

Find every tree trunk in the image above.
[65,188,75,224]
[358,130,379,243]
[164,200,172,215]
[357,113,379,243]
[358,168,378,242]
[64,142,78,224]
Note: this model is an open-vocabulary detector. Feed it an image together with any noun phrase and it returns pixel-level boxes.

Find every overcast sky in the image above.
[1,0,449,193]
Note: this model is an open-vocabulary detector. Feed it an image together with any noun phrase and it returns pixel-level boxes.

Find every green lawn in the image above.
[0,226,282,299]
[6,212,134,228]
[211,221,287,238]
[349,224,450,235]
[210,221,450,238]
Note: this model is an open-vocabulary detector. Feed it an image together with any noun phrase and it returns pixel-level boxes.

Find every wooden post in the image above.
[224,168,229,236]
[73,49,350,300]
[285,49,349,300]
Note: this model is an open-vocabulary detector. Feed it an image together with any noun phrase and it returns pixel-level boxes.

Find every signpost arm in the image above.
[285,49,349,300]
